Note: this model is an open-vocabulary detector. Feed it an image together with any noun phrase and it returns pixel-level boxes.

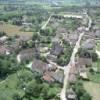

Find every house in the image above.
[19,48,39,62]
[56,27,67,34]
[81,39,95,50]
[50,42,64,56]
[78,65,88,79]
[78,57,92,66]
[18,35,31,42]
[66,88,76,100]
[42,70,64,84]
[67,34,79,46]
[50,70,64,83]
[47,54,57,62]
[42,72,55,84]
[75,57,92,79]
[95,30,100,38]
[0,45,10,55]
[0,36,8,43]
[32,59,49,75]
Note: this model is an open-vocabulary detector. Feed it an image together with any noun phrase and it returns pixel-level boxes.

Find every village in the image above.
[0,2,100,100]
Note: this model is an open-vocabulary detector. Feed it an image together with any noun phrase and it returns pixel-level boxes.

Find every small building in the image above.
[42,72,55,84]
[50,70,64,83]
[67,34,79,46]
[76,57,92,79]
[32,59,49,75]
[68,64,78,84]
[0,45,10,55]
[81,39,95,50]
[42,70,64,84]
[66,88,76,100]
[78,57,92,66]
[95,30,100,38]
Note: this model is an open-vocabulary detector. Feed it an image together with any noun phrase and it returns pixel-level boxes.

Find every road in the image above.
[41,15,52,30]
[60,32,84,100]
[60,12,92,100]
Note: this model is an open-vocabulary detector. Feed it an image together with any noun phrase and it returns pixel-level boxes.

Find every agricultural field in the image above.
[0,23,33,36]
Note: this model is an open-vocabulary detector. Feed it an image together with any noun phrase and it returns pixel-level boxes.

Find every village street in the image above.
[60,12,92,100]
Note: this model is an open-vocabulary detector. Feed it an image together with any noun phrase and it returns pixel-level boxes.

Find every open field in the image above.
[84,82,100,100]
[87,60,100,83]
[0,23,33,36]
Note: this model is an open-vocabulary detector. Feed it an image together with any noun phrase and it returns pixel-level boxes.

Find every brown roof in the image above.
[42,73,55,83]
[78,58,92,66]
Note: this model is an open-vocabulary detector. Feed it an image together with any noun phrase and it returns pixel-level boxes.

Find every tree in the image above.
[80,93,92,100]
[73,81,92,100]
[91,52,98,62]
[32,33,40,41]
[13,93,21,100]
[0,32,6,37]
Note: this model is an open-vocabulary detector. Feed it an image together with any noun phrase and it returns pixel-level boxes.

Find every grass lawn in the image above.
[0,23,33,36]
[84,82,100,100]
[0,69,33,100]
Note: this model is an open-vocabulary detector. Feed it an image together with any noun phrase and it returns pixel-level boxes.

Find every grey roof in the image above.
[95,30,100,38]
[19,48,39,61]
[32,59,48,75]
[82,39,95,50]
[50,70,64,83]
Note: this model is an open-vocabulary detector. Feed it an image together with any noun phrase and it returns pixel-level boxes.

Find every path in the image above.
[41,15,52,30]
